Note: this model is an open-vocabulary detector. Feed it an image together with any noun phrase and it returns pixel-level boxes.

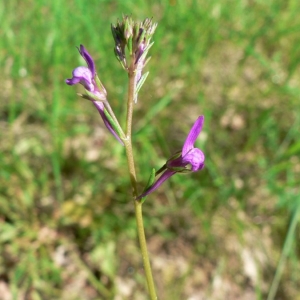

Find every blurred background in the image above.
[0,0,299,299]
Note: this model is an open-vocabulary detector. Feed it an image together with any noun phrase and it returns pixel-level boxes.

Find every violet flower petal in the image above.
[78,45,95,76]
[92,101,124,145]
[182,116,204,156]
[136,169,176,200]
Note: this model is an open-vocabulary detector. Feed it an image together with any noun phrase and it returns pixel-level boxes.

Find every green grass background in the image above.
[0,0,300,299]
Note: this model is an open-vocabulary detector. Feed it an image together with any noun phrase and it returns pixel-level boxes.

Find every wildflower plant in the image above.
[66,16,205,299]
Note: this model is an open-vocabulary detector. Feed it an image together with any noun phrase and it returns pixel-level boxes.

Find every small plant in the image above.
[66,16,205,299]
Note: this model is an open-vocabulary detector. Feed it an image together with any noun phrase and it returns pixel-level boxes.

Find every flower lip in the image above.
[65,76,81,86]
[181,147,205,171]
[66,66,94,91]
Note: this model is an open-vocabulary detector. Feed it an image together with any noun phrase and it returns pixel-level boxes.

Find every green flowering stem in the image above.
[124,67,138,193]
[134,200,157,300]
[123,62,157,300]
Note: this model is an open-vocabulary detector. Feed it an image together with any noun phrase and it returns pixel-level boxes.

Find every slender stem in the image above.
[124,139,138,194]
[123,63,157,299]
[134,200,157,300]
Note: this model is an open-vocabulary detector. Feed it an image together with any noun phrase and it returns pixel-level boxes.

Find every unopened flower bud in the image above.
[111,16,157,71]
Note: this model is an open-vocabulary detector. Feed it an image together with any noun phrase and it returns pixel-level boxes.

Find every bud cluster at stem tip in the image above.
[111,16,157,71]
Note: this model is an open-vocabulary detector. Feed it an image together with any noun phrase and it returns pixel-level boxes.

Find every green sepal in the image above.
[143,56,151,68]
[140,168,156,203]
[85,89,106,101]
[77,93,94,101]
[133,25,139,41]
[165,151,192,173]
[155,164,167,176]
[136,41,154,64]
[136,29,146,48]
[114,48,128,70]
[114,47,122,62]
[127,36,133,55]
[103,108,124,140]
[168,166,191,173]
[95,74,107,96]
[135,72,149,96]
[124,17,131,39]
[111,24,118,44]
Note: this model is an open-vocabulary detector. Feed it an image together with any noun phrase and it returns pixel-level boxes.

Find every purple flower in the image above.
[66,45,103,98]
[137,116,205,199]
[66,45,123,144]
